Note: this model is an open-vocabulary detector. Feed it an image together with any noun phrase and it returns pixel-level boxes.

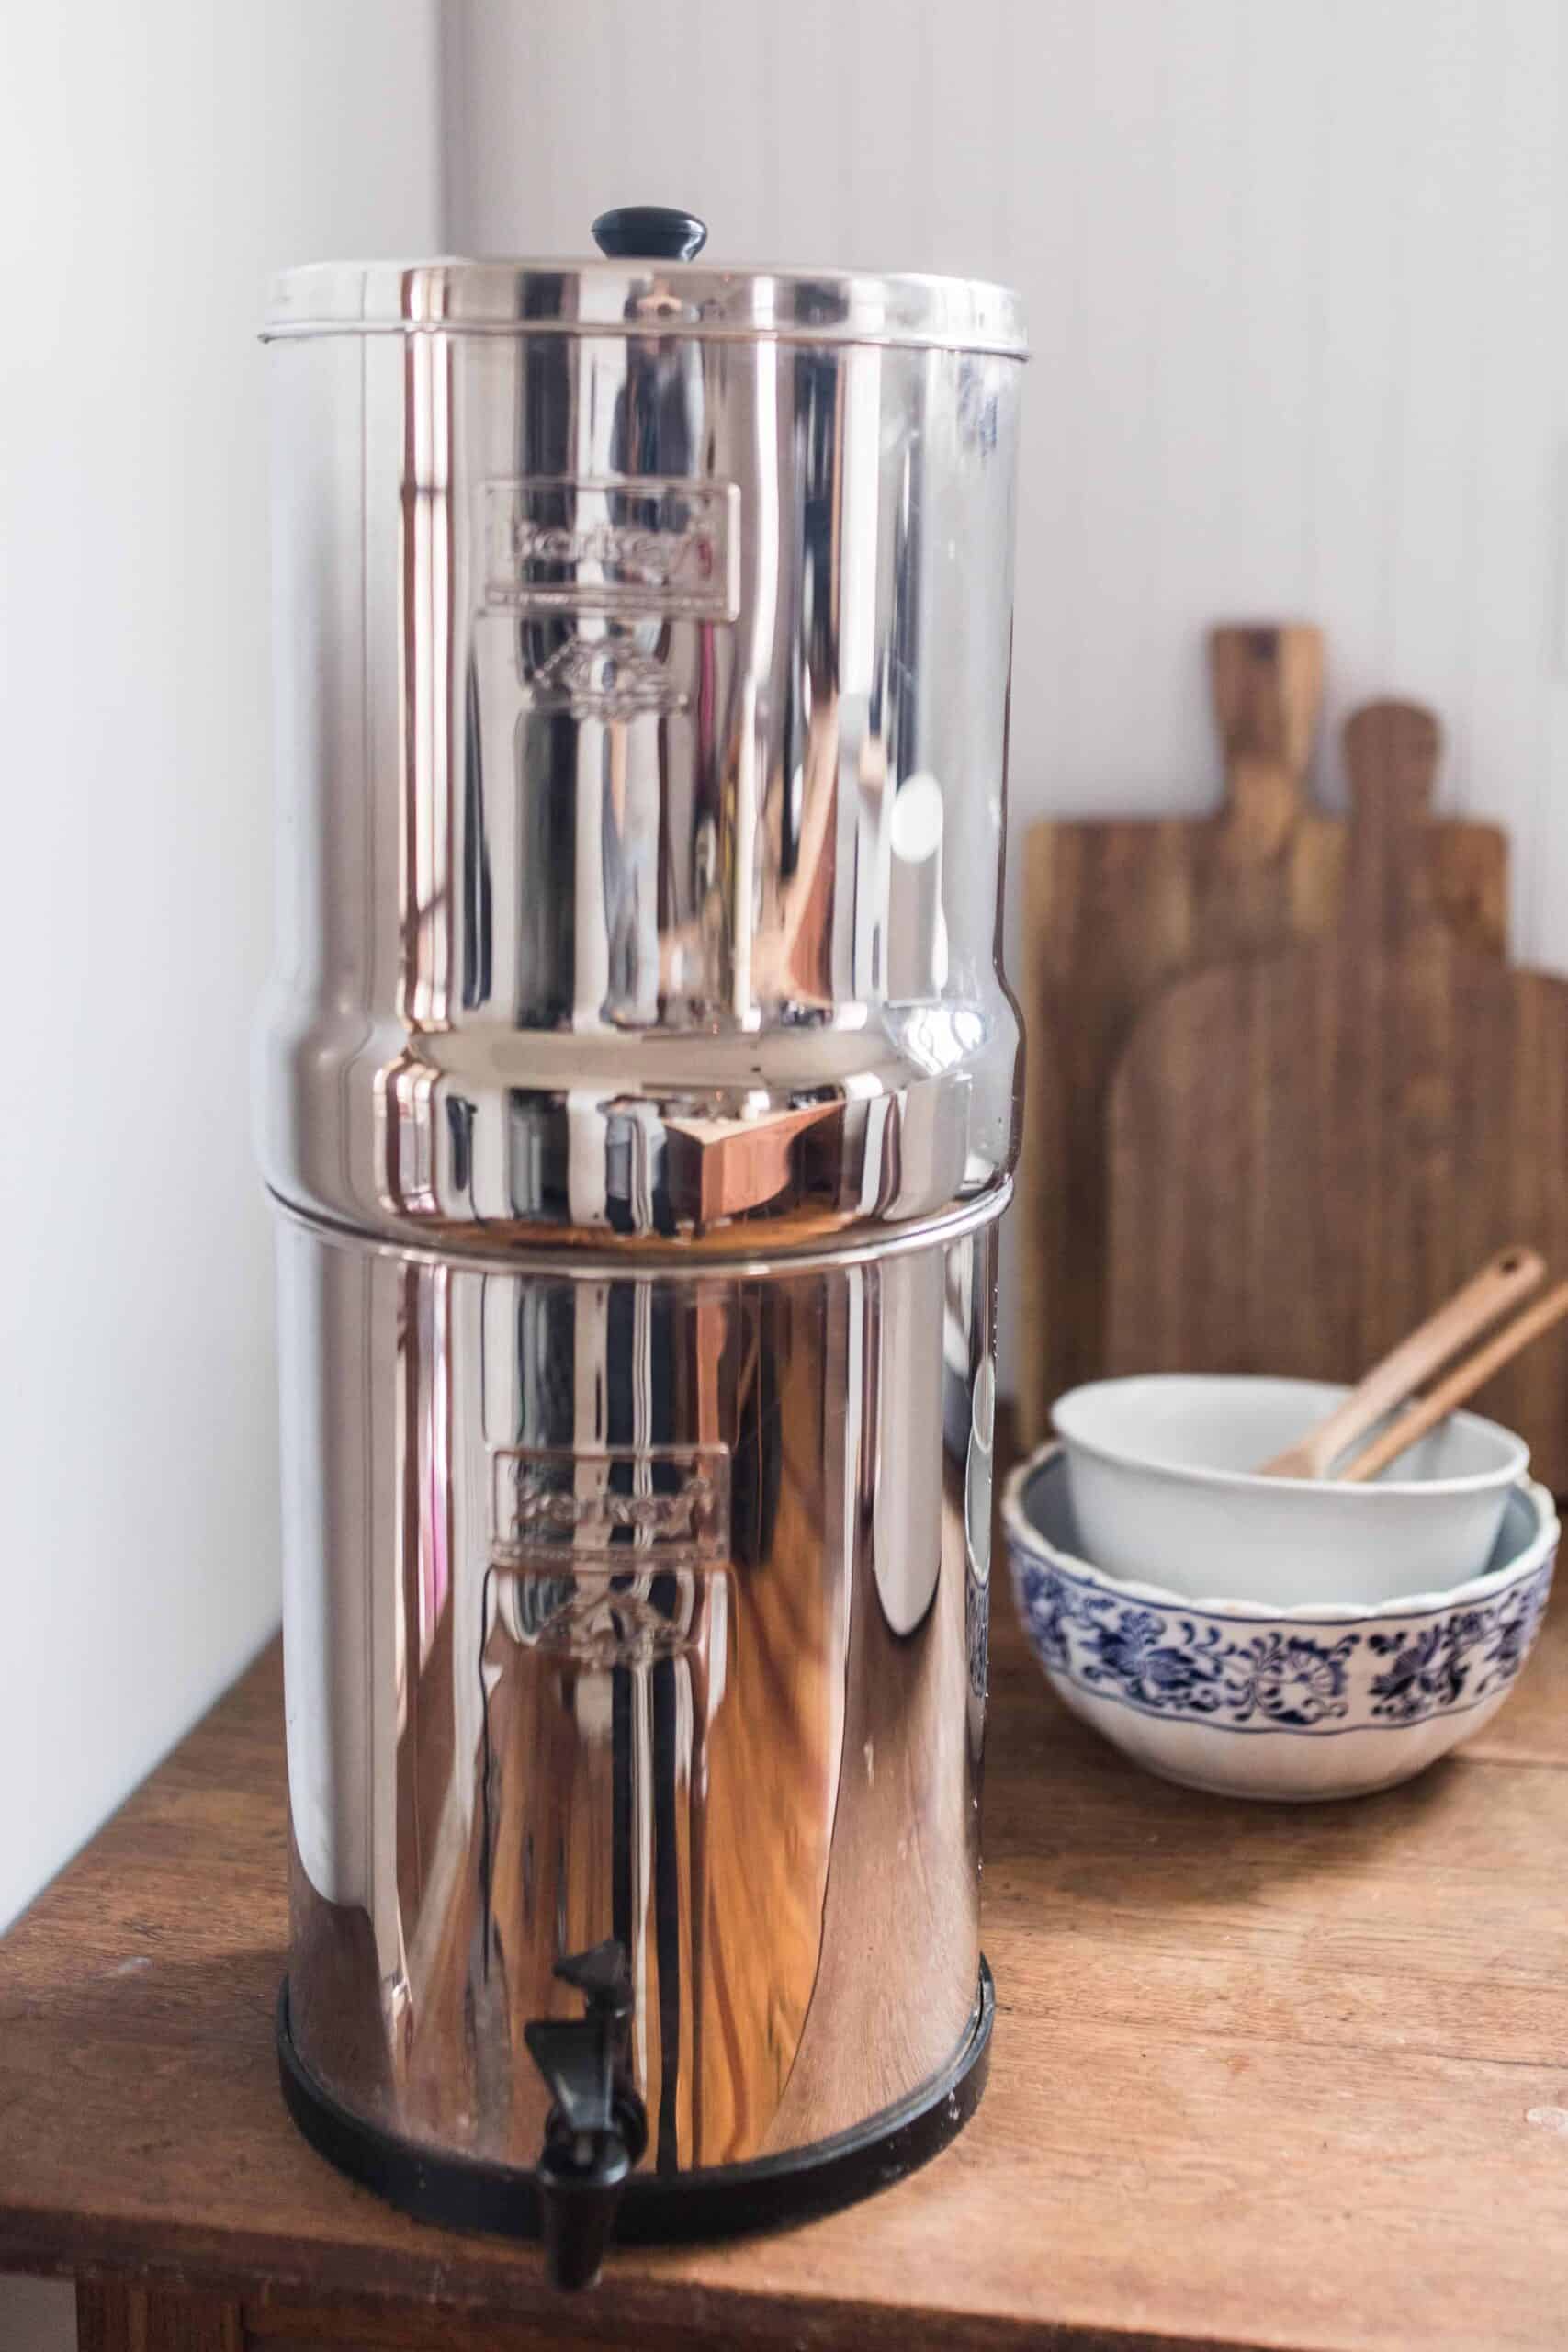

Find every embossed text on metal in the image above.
[491,1442,732,1566]
[483,479,740,620]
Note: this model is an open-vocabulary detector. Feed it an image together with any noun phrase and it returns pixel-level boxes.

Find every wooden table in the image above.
[4,1507,1568,2352]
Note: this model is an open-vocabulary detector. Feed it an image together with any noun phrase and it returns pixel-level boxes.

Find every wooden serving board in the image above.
[1107,700,1568,1494]
[1015,625,1508,1445]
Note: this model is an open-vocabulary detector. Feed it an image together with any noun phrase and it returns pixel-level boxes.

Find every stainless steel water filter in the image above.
[260,210,1025,2281]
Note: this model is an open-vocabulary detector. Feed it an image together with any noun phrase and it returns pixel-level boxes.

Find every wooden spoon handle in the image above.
[1259,1246,1545,1477]
[1339,1279,1568,1485]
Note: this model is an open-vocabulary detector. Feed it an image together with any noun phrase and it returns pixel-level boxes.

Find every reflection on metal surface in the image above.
[265,252,1023,2193]
[262,258,1028,355]
[279,1214,997,2169]
[259,310,1022,1255]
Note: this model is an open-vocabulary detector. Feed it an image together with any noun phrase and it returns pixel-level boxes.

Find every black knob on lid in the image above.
[592,206,708,262]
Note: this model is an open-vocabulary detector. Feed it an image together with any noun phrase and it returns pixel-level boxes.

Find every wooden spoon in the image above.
[1258,1246,1545,1477]
[1338,1278,1568,1483]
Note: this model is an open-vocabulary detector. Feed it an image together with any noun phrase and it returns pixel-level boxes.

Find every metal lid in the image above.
[264,257,1026,358]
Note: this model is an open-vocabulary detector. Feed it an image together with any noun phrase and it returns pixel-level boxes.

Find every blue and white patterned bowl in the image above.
[1004,1443,1558,1801]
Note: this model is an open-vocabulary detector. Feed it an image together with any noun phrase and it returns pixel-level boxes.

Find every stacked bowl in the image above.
[1004,1376,1557,1800]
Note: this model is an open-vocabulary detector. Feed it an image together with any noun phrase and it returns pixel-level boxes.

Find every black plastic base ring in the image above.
[276,1958,993,2251]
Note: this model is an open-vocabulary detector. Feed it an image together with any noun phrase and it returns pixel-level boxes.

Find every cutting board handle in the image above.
[1342,698,1444,933]
[1343,698,1441,824]
[1210,624,1324,845]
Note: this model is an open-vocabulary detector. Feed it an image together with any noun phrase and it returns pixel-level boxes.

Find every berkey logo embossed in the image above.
[523,635,688,718]
[484,478,739,621]
[491,1443,731,1568]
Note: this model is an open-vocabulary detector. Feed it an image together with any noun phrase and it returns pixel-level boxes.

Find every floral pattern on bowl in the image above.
[1016,1551,1551,1733]
[1004,1444,1558,1801]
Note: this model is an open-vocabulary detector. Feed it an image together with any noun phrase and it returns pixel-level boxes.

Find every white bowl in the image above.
[1004,1444,1558,1801]
[1053,1374,1529,1607]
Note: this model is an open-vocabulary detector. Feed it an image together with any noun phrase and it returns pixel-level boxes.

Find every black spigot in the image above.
[591,206,708,262]
[525,1939,647,2290]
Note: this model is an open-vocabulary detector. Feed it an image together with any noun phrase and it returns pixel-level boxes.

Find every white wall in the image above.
[0,2,438,2337]
[442,0,1568,1389]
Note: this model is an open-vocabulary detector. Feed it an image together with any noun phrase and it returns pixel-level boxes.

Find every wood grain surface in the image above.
[5,1419,1568,2352]
[1016,625,1508,1446]
[1108,701,1568,1493]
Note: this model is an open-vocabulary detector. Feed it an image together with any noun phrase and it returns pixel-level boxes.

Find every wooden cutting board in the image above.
[1107,700,1568,1494]
[1015,625,1508,1446]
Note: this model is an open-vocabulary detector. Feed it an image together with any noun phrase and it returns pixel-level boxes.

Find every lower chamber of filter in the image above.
[271,1204,1001,2246]
[276,1960,994,2246]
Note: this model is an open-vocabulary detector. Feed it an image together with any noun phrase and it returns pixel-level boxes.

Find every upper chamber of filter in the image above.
[259,220,1026,1257]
